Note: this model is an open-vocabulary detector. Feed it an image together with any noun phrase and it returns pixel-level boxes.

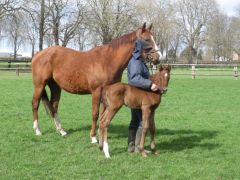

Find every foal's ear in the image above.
[148,23,153,31]
[168,64,172,71]
[141,22,147,32]
[159,64,163,71]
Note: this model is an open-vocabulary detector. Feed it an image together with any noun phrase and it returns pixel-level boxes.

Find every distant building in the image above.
[232,51,239,61]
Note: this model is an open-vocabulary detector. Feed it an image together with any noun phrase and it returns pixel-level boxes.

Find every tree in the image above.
[176,0,217,63]
[45,0,84,47]
[6,12,25,60]
[85,0,137,44]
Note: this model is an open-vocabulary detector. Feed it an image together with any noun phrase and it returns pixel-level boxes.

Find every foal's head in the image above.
[151,65,171,94]
[136,23,161,65]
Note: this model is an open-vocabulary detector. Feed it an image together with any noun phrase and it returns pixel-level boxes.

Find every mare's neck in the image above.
[108,32,137,72]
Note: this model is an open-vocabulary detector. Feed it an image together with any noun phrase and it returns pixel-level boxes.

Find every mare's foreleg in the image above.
[32,86,44,135]
[90,88,102,143]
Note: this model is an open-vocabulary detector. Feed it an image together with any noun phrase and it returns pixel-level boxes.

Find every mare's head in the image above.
[136,23,161,65]
[152,64,171,94]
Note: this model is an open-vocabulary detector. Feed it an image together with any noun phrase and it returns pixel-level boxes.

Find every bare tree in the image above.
[206,11,240,62]
[231,7,240,60]
[176,0,217,63]
[85,0,137,44]
[45,0,84,47]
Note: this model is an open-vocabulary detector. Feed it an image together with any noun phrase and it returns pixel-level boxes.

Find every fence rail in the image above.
[0,63,239,80]
[152,64,239,80]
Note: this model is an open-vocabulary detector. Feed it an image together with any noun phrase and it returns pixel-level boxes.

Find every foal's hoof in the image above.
[91,136,98,144]
[35,129,42,136]
[152,150,159,155]
[60,130,67,137]
[141,151,148,157]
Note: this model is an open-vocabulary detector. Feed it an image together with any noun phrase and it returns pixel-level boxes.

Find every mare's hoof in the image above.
[99,145,103,151]
[91,136,98,144]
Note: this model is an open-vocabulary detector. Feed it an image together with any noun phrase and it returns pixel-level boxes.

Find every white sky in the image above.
[0,0,239,56]
[216,0,239,16]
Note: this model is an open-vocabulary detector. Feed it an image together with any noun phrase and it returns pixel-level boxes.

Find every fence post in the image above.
[16,63,19,76]
[191,64,196,79]
[233,66,238,80]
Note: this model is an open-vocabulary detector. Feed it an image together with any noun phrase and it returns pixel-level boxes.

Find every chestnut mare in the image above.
[99,65,171,158]
[31,23,160,142]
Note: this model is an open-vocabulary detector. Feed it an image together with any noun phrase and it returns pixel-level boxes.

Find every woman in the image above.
[127,39,158,152]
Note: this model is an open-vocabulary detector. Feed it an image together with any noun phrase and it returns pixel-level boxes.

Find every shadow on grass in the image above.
[155,128,220,152]
[66,125,220,153]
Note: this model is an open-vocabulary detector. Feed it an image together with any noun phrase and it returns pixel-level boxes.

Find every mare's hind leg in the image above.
[90,88,102,143]
[48,80,67,136]
[32,85,44,135]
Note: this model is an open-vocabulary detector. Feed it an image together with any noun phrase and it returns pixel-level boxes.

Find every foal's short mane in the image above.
[108,31,137,49]
[149,72,160,83]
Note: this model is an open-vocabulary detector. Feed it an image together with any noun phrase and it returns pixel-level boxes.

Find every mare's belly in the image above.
[53,71,90,94]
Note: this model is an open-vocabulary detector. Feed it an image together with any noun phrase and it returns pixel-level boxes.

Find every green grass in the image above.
[0,71,240,179]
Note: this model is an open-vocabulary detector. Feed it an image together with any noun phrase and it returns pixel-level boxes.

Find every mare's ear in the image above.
[148,23,153,31]
[141,22,147,32]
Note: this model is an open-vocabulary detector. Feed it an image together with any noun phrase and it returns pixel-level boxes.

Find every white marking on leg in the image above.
[33,120,42,136]
[151,35,161,57]
[54,113,67,136]
[103,141,110,158]
[91,136,98,144]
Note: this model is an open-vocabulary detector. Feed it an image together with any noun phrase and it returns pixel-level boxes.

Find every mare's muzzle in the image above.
[146,52,160,65]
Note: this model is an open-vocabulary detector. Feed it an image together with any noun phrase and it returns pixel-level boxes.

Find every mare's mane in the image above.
[108,31,137,49]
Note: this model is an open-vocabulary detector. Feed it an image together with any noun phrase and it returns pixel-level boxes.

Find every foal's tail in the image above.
[41,88,53,117]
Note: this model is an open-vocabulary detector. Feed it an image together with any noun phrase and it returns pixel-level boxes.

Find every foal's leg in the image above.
[149,112,157,154]
[99,108,108,150]
[90,88,102,143]
[49,81,67,136]
[101,108,119,158]
[139,108,151,157]
[32,85,44,135]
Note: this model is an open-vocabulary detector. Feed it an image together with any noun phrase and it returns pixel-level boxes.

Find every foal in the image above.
[99,65,171,158]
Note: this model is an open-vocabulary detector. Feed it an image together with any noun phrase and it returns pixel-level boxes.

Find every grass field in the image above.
[0,70,240,179]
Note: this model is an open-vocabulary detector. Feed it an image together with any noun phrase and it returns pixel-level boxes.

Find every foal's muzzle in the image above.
[160,88,168,94]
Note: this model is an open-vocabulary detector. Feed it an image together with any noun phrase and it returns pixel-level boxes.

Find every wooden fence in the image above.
[0,63,239,80]
[151,64,239,80]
